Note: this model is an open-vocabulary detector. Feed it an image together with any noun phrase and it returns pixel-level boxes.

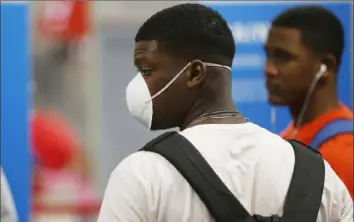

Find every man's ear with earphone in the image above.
[315,64,327,79]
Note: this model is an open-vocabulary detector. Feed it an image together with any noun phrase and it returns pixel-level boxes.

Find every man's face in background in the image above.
[264,27,320,106]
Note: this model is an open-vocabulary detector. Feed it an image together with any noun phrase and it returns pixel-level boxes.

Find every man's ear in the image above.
[186,60,206,88]
[320,53,337,79]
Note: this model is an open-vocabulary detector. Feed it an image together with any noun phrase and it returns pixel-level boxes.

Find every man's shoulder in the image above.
[113,146,176,180]
[118,149,165,167]
[320,160,353,220]
[320,132,353,148]
[322,160,348,192]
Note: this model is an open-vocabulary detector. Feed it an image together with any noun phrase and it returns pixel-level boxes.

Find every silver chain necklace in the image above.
[187,110,243,128]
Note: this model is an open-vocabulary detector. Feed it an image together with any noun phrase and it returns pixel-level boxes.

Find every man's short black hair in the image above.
[135,3,235,67]
[272,5,344,68]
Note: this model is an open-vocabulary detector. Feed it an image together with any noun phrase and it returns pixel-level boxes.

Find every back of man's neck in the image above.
[180,98,238,130]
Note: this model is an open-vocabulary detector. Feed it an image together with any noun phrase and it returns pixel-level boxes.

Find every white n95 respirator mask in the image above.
[125,62,231,130]
[126,72,154,129]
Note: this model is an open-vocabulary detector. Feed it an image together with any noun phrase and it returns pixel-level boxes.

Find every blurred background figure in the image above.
[30,2,185,221]
[1,167,18,222]
[264,6,353,198]
[30,1,100,221]
[31,109,99,222]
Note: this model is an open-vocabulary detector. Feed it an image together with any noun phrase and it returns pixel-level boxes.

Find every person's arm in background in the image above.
[1,168,18,222]
[319,134,353,198]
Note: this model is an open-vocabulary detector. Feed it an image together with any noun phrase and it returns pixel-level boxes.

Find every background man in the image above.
[264,6,353,197]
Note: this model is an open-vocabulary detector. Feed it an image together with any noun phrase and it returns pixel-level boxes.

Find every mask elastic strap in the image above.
[204,62,232,71]
[148,62,192,102]
[146,62,232,103]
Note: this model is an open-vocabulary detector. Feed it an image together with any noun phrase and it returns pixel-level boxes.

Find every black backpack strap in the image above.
[140,132,253,222]
[282,140,325,222]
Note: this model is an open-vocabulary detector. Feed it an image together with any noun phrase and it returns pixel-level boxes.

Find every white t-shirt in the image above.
[98,123,353,222]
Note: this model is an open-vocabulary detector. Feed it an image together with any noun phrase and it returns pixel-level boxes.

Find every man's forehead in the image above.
[134,40,159,55]
[266,27,302,47]
[133,40,178,67]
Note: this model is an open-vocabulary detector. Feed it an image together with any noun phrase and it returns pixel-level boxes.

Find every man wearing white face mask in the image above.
[98,3,352,222]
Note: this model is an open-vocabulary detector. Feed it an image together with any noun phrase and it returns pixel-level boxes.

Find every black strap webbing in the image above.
[141,132,252,222]
[140,132,325,222]
[282,140,325,222]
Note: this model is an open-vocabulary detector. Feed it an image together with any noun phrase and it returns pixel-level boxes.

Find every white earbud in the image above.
[293,63,328,134]
[316,64,327,79]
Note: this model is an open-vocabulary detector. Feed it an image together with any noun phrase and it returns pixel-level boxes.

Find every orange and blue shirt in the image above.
[282,104,353,198]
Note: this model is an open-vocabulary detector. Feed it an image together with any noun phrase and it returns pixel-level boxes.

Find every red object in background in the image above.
[37,1,90,40]
[31,111,80,169]
[31,111,101,220]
